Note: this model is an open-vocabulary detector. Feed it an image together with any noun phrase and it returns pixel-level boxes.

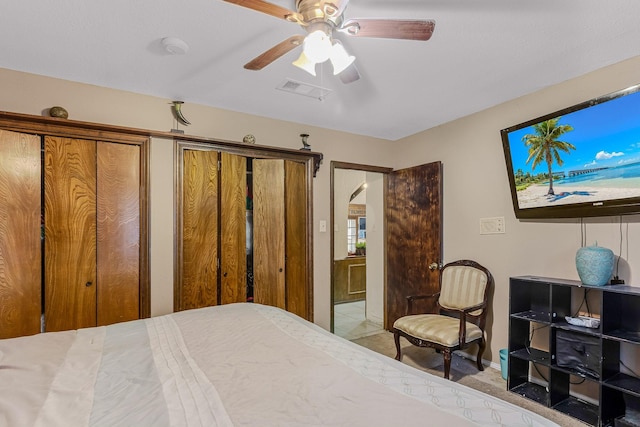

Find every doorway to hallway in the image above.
[330,162,390,337]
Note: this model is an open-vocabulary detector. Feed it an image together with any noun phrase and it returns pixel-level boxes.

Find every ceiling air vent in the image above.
[276,79,332,100]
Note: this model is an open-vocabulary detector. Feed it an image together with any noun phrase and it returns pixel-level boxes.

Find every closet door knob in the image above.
[223,272,228,277]
[85,281,93,287]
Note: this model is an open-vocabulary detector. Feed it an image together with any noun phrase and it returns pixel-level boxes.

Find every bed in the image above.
[0,303,558,427]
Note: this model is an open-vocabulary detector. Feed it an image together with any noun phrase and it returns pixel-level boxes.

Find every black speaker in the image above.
[555,330,601,378]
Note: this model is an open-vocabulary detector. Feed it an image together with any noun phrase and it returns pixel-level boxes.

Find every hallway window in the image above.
[347,219,356,253]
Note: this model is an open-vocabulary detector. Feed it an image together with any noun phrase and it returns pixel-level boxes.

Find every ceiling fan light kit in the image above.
[292,26,355,76]
[301,29,333,63]
[224,0,435,84]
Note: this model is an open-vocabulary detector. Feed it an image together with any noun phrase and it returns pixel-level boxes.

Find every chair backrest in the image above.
[438,260,493,324]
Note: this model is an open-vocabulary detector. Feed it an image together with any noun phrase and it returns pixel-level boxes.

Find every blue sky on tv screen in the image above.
[507,89,640,175]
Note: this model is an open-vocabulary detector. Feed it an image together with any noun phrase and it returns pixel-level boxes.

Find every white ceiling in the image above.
[2,1,640,141]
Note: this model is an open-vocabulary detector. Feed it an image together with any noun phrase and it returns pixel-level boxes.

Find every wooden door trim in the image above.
[138,136,151,318]
[0,112,322,174]
[0,112,150,145]
[331,162,392,175]
[330,161,392,333]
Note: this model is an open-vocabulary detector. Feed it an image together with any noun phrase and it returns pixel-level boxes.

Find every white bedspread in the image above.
[0,303,558,427]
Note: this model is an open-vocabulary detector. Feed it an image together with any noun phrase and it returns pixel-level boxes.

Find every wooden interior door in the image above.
[285,160,308,318]
[386,161,442,329]
[0,130,42,339]
[220,151,247,304]
[179,149,219,310]
[96,142,140,326]
[253,159,286,309]
[44,136,97,332]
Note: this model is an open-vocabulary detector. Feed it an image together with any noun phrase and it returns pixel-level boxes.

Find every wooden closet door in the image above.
[220,152,247,304]
[96,142,140,326]
[180,149,219,310]
[44,136,97,332]
[285,160,308,318]
[0,130,41,339]
[253,159,286,309]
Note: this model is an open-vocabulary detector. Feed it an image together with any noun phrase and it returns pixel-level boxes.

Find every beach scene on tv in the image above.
[506,89,640,210]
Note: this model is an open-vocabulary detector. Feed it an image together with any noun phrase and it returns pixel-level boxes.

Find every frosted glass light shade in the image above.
[303,30,332,63]
[330,41,355,75]
[293,51,317,76]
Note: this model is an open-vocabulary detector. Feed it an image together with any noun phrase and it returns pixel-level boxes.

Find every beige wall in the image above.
[3,55,640,365]
[394,55,640,362]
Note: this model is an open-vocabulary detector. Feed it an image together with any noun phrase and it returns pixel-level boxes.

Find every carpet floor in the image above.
[351,331,586,427]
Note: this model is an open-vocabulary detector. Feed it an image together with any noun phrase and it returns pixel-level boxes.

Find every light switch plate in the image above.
[319,220,327,232]
[480,217,505,234]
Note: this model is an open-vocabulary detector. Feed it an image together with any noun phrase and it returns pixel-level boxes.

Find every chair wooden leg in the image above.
[393,331,402,361]
[476,338,486,372]
[443,349,452,380]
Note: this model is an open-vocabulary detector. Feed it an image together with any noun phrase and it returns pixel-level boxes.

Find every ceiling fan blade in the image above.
[223,0,303,23]
[244,35,304,70]
[339,63,360,84]
[340,19,435,41]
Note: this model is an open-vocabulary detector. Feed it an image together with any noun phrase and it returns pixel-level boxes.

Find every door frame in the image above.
[330,161,392,333]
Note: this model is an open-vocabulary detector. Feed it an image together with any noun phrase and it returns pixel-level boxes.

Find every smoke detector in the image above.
[161,37,189,55]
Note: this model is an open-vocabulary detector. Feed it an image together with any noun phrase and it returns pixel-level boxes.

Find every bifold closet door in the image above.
[220,151,247,304]
[96,142,140,326]
[284,160,308,318]
[180,149,219,310]
[253,159,286,309]
[178,149,248,310]
[44,137,141,332]
[253,159,307,316]
[44,136,97,332]
[0,130,42,339]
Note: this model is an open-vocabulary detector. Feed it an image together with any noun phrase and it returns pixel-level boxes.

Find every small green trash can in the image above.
[499,348,508,380]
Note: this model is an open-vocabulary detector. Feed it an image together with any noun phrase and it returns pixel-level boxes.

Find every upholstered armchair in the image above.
[392,260,493,380]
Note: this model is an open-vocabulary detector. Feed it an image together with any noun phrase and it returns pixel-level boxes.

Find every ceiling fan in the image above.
[223,0,435,83]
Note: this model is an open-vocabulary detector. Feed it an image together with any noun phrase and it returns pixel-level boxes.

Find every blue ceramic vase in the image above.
[575,244,615,286]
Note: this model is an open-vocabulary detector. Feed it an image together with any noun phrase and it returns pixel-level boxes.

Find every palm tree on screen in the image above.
[522,117,575,196]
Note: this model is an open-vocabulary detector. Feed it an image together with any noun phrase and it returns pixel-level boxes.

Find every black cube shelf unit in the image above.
[508,276,640,427]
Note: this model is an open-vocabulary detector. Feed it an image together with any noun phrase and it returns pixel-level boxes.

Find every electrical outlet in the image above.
[480,217,505,234]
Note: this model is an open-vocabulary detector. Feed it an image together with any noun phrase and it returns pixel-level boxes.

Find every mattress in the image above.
[0,303,558,426]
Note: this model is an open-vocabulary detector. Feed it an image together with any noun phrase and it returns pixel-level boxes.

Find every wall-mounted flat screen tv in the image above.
[501,84,640,219]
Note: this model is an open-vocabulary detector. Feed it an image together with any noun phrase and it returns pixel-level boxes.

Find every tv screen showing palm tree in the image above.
[501,84,640,219]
